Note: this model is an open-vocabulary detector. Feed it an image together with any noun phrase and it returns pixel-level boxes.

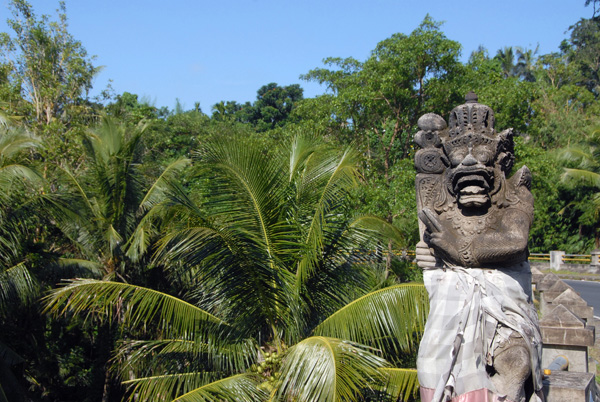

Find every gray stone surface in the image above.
[552,288,594,323]
[541,281,577,316]
[538,273,562,292]
[544,280,575,302]
[542,344,590,373]
[530,261,600,274]
[540,304,595,373]
[531,266,544,287]
[542,371,595,402]
[540,304,586,328]
[541,323,595,347]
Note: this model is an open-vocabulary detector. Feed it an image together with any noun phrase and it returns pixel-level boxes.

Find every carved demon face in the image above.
[444,133,500,208]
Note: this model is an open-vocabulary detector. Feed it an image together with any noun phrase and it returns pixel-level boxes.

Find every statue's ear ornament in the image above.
[514,165,533,190]
[497,129,515,173]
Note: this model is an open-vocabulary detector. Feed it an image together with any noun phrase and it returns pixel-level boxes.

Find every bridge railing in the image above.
[529,253,593,264]
[530,250,599,271]
[381,250,598,271]
[529,253,550,262]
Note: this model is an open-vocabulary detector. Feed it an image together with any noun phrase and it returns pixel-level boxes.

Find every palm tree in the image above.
[45,116,191,400]
[515,46,538,82]
[558,128,600,248]
[46,134,428,401]
[0,124,44,400]
[495,46,516,78]
[52,116,190,280]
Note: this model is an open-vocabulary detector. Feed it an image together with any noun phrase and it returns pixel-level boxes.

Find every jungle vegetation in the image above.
[1,0,600,400]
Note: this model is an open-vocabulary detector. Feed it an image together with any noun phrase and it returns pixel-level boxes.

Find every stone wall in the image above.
[530,261,600,274]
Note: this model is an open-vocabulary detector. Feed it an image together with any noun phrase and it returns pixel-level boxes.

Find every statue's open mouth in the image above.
[452,169,493,207]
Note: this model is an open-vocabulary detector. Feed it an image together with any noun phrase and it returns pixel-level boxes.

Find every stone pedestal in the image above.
[542,371,595,402]
[540,305,595,373]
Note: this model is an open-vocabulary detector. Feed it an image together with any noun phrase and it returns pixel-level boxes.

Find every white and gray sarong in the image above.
[417,262,543,402]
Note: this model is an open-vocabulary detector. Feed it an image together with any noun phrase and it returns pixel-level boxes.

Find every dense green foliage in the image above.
[1,0,600,400]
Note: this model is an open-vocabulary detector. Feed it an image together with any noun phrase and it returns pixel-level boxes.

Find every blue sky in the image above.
[0,1,593,113]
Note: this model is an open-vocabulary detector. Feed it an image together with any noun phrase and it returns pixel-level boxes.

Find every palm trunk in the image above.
[385,238,393,280]
[101,369,111,402]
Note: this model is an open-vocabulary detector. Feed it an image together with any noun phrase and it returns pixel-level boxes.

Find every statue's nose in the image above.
[461,152,478,166]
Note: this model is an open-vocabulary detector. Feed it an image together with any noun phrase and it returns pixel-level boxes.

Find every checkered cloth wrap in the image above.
[417,262,543,402]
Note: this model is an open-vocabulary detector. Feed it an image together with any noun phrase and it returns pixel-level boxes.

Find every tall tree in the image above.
[47,116,190,400]
[251,83,303,131]
[213,83,304,131]
[494,46,517,78]
[0,0,99,125]
[515,46,538,82]
[585,0,599,18]
[562,15,600,96]
[0,123,43,400]
[299,16,461,182]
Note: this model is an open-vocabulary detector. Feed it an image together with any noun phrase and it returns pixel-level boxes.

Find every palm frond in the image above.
[52,166,98,221]
[562,168,600,188]
[0,108,21,129]
[122,372,220,402]
[49,258,103,279]
[125,158,191,261]
[83,116,147,242]
[0,126,40,160]
[0,262,36,315]
[379,368,419,402]
[0,164,43,185]
[287,134,320,182]
[276,336,387,402]
[138,157,191,213]
[295,146,359,284]
[114,337,256,379]
[556,145,594,165]
[174,374,264,402]
[158,223,296,338]
[44,279,230,336]
[349,215,405,247]
[195,138,289,263]
[0,384,7,402]
[0,340,24,367]
[312,284,428,355]
[125,209,160,262]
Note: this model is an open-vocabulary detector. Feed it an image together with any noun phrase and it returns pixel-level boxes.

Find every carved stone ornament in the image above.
[414,93,543,402]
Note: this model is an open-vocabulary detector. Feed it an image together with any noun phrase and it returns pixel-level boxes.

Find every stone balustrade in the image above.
[531,267,598,401]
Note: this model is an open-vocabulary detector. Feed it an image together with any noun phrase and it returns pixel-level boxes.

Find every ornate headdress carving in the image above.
[447,91,495,138]
[416,92,515,176]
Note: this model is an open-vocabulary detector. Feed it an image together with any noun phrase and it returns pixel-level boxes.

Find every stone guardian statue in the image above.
[414,92,543,402]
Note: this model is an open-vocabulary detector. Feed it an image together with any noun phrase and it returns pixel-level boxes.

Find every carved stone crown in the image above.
[442,92,500,154]
[447,91,495,139]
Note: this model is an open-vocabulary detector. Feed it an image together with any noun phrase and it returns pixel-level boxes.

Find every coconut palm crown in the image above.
[46,133,428,402]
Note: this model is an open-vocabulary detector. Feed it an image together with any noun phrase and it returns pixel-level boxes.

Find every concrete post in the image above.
[591,249,600,267]
[550,251,565,271]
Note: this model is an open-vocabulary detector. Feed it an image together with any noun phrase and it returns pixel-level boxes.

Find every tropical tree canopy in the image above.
[2,1,600,399]
[46,134,429,401]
